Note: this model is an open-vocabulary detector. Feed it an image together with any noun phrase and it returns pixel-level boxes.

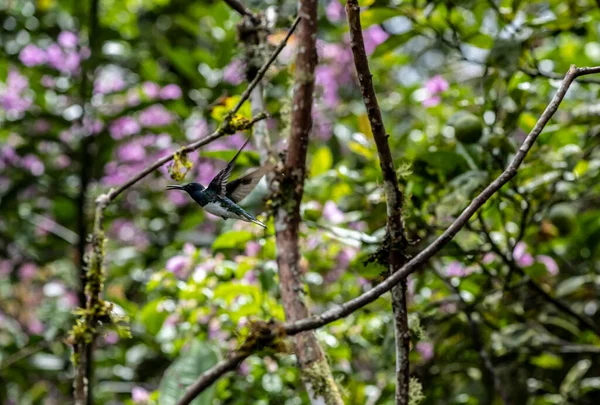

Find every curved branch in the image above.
[175,65,600,403]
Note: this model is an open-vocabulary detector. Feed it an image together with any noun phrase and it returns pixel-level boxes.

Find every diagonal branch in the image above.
[175,66,600,402]
[345,1,409,403]
[107,16,300,202]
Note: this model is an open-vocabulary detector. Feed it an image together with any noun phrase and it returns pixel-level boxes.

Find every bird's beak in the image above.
[165,185,185,190]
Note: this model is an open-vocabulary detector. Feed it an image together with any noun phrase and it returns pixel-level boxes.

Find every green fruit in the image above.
[548,203,576,235]
[449,112,483,144]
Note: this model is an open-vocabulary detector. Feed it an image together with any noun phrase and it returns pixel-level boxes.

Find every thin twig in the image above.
[176,65,600,402]
[223,0,260,22]
[345,1,409,403]
[177,352,249,405]
[107,16,300,202]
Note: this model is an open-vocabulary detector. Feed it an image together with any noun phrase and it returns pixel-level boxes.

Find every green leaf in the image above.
[139,299,170,336]
[360,8,399,27]
[212,230,254,251]
[559,359,591,397]
[158,340,219,405]
[310,146,333,177]
[555,275,594,297]
[530,352,564,369]
[372,31,415,58]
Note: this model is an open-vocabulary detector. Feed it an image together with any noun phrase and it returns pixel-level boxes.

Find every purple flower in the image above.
[421,95,441,108]
[109,117,140,139]
[223,60,245,85]
[513,242,534,267]
[416,341,434,361]
[238,360,250,376]
[445,261,466,277]
[0,70,32,113]
[22,154,45,176]
[160,84,182,100]
[127,88,141,106]
[19,262,37,280]
[316,65,340,108]
[166,255,191,278]
[34,119,51,134]
[104,331,119,344]
[326,1,345,22]
[58,31,78,48]
[94,69,126,94]
[27,318,44,335]
[363,25,389,55]
[243,270,257,285]
[245,241,261,257]
[421,75,449,108]
[138,105,173,127]
[117,142,146,162]
[131,386,150,404]
[425,75,449,94]
[0,260,11,276]
[322,201,345,224]
[482,252,497,264]
[142,81,161,99]
[186,118,208,140]
[19,44,46,67]
[46,44,63,70]
[41,75,55,88]
[325,247,358,283]
[536,255,559,276]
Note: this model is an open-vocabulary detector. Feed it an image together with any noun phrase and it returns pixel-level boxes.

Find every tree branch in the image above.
[175,65,600,405]
[107,16,299,202]
[223,0,260,23]
[70,12,301,405]
[272,1,343,404]
[345,1,409,403]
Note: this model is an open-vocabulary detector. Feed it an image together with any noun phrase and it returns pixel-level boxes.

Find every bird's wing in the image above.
[226,164,273,203]
[207,137,251,196]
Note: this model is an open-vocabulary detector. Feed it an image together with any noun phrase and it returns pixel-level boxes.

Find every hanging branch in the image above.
[271,1,344,404]
[69,15,301,405]
[345,0,409,403]
[176,65,600,403]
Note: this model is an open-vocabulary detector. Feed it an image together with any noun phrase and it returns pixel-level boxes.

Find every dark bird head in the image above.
[165,183,205,194]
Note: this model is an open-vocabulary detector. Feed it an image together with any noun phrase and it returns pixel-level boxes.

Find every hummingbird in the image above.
[166,138,270,228]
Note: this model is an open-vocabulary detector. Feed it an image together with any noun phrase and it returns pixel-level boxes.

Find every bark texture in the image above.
[345,1,410,403]
[273,1,344,403]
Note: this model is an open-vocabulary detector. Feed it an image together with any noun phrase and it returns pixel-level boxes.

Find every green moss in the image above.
[302,359,344,405]
[409,377,426,405]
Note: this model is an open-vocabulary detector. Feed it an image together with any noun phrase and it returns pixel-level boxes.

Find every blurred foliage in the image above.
[2,0,600,404]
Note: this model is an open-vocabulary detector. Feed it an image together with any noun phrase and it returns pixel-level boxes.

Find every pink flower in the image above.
[243,270,257,285]
[536,255,559,276]
[22,154,45,176]
[131,386,150,404]
[326,1,345,22]
[421,75,449,108]
[421,95,441,108]
[482,252,497,264]
[416,341,434,361]
[223,60,245,85]
[41,75,55,88]
[166,255,191,278]
[160,84,182,100]
[513,241,534,267]
[117,142,146,162]
[322,201,345,224]
[445,261,466,277]
[58,31,78,48]
[424,75,449,94]
[19,44,46,66]
[138,105,173,127]
[104,331,119,344]
[109,117,140,139]
[27,318,44,335]
[245,241,261,257]
[363,25,389,55]
[238,360,250,376]
[142,81,160,99]
[0,71,32,113]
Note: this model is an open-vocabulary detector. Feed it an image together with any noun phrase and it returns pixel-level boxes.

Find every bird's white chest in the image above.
[204,202,242,219]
